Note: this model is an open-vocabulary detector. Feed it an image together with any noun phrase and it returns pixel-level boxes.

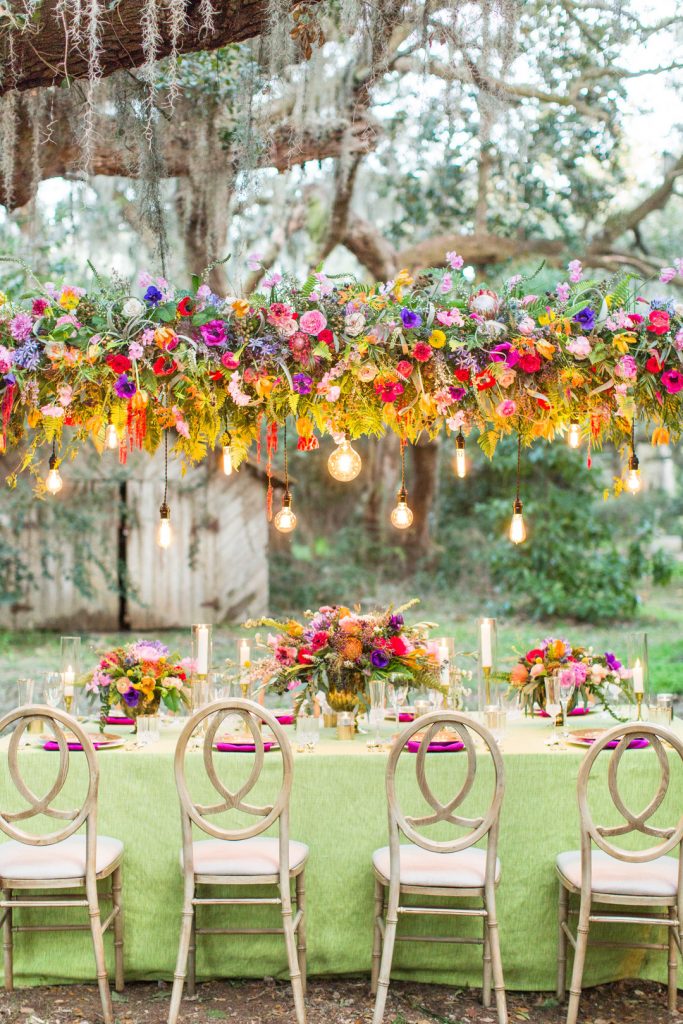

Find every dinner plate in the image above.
[566,729,649,750]
[43,731,124,751]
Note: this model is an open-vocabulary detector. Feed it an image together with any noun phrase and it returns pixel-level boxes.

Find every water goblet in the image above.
[558,668,576,739]
[43,672,64,709]
[544,675,562,747]
[387,682,408,725]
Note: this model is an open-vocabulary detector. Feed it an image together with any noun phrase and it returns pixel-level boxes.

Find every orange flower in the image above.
[137,676,157,698]
[154,327,177,350]
[338,636,363,660]
[652,426,670,446]
[510,664,529,685]
[232,299,251,318]
[535,339,555,359]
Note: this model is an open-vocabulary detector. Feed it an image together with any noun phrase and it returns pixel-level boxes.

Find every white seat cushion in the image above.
[556,849,679,898]
[0,836,123,881]
[186,837,309,877]
[372,845,500,888]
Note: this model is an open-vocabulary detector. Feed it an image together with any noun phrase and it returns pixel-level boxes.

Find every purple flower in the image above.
[292,373,312,395]
[114,374,137,398]
[449,386,466,401]
[400,308,422,330]
[200,319,227,346]
[573,307,596,332]
[12,339,41,370]
[388,614,404,633]
[122,688,141,708]
[605,652,621,672]
[10,314,33,342]
[144,285,163,305]
[371,649,390,669]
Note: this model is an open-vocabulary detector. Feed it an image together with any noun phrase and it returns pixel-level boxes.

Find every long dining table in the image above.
[1,710,681,992]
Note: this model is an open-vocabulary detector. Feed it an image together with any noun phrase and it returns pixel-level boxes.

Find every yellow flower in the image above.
[538,311,555,326]
[0,292,7,307]
[138,675,156,698]
[391,268,414,300]
[652,426,670,446]
[59,287,80,311]
[612,332,636,354]
[232,299,250,318]
[428,329,446,348]
[536,339,555,359]
[296,416,314,438]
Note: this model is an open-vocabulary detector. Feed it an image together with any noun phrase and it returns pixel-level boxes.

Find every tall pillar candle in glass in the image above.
[477,618,497,714]
[60,636,81,714]
[626,632,648,721]
[191,624,213,711]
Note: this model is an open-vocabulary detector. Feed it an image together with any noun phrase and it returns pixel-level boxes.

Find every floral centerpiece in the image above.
[507,637,632,719]
[243,600,442,711]
[85,639,191,727]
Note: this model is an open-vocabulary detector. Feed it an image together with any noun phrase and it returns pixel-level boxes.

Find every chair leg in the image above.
[372,887,399,1024]
[2,889,12,992]
[87,886,114,1024]
[295,870,307,996]
[566,897,591,1024]
[168,900,195,1024]
[281,880,306,1024]
[111,867,124,993]
[668,907,678,1014]
[187,901,196,998]
[557,884,569,1002]
[370,877,383,996]
[485,891,507,1024]
[482,910,492,1007]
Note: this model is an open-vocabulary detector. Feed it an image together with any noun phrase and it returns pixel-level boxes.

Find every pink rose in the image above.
[567,336,592,358]
[436,309,463,327]
[299,310,327,336]
[496,399,517,417]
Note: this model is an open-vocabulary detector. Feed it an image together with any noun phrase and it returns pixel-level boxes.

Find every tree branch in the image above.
[595,151,683,247]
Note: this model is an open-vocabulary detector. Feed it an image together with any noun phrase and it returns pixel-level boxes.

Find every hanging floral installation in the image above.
[0,254,682,497]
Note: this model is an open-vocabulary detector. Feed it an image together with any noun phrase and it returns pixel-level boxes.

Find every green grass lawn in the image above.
[0,575,681,708]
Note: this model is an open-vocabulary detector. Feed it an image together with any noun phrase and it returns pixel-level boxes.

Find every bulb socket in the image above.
[628,452,639,472]
[512,498,523,516]
[282,490,293,508]
[159,502,170,521]
[49,452,58,471]
[397,486,408,503]
[455,432,465,452]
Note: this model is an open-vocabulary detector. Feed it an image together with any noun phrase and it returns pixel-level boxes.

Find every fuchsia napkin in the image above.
[406,739,464,754]
[398,712,415,722]
[105,715,135,726]
[537,707,591,718]
[275,714,294,725]
[44,739,110,751]
[601,736,649,750]
[213,741,275,753]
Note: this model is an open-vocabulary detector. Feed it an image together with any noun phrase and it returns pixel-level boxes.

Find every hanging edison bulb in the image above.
[391,488,414,529]
[157,503,172,548]
[328,436,362,482]
[567,421,581,449]
[274,492,297,533]
[508,499,527,544]
[105,423,119,450]
[45,443,63,495]
[453,430,467,478]
[626,453,641,494]
[222,442,233,477]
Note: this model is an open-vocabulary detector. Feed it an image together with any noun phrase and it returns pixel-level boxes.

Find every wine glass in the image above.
[558,668,576,739]
[387,682,408,724]
[43,672,64,709]
[544,675,562,746]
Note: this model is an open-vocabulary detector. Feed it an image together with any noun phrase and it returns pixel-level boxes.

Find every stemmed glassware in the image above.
[43,672,64,709]
[544,675,562,746]
[557,668,576,740]
[387,682,408,724]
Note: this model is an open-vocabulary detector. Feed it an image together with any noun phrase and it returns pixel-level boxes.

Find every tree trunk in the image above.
[408,436,439,557]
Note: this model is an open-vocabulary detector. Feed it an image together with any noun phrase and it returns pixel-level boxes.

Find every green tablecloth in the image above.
[1,714,681,991]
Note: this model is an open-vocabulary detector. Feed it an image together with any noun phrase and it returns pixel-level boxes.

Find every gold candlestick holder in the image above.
[64,694,73,714]
[636,692,643,721]
[483,666,492,706]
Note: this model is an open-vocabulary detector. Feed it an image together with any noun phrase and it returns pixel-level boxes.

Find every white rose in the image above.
[675,303,683,317]
[122,298,144,319]
[344,312,366,337]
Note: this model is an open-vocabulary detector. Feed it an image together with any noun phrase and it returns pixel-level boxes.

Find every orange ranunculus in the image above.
[535,339,556,359]
[232,299,251,318]
[339,618,362,635]
[510,664,529,685]
[138,676,156,698]
[154,326,177,350]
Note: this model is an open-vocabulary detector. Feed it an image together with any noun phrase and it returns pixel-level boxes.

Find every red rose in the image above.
[475,370,496,391]
[413,342,433,362]
[519,353,542,373]
[526,649,544,663]
[454,368,470,382]
[317,329,334,348]
[177,296,194,317]
[396,360,413,379]
[297,648,314,664]
[152,356,177,376]
[646,353,663,373]
[647,309,670,335]
[106,354,132,374]
[389,636,409,656]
